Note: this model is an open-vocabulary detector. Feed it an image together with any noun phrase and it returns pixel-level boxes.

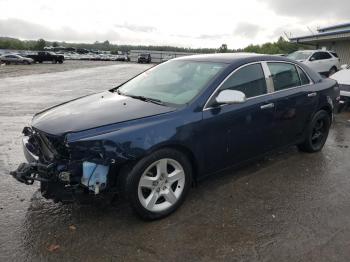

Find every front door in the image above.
[199,63,276,174]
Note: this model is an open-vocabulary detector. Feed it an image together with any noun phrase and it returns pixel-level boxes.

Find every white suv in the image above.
[287,50,340,76]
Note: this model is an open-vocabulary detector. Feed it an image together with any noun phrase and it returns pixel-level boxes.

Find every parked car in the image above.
[26,51,64,64]
[287,50,340,76]
[10,54,339,220]
[161,54,175,62]
[137,53,151,63]
[0,54,34,65]
[330,64,350,112]
[116,53,130,61]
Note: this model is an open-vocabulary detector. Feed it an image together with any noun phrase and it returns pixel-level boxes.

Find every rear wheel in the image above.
[298,110,331,153]
[122,148,192,220]
[329,66,337,76]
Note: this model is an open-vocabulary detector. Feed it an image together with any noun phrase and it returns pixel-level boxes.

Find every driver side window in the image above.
[219,63,267,98]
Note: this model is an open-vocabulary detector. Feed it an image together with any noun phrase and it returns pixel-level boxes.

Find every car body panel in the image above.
[32,91,176,136]
[10,53,339,203]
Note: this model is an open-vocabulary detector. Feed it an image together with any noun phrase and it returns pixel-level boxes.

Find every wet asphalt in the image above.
[1,62,350,262]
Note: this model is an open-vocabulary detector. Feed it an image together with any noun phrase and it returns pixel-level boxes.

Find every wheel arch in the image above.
[319,104,333,122]
[150,144,199,184]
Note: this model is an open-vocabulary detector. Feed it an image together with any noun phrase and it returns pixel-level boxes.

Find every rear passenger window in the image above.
[297,67,310,86]
[267,63,301,91]
[319,52,332,59]
[330,52,338,58]
[220,63,267,98]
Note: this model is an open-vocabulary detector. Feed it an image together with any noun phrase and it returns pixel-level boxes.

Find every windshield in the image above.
[118,60,226,105]
[287,51,313,61]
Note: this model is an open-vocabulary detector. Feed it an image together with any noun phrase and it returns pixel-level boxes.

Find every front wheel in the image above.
[298,110,331,153]
[122,148,192,220]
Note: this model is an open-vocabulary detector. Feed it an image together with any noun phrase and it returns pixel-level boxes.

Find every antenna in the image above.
[307,26,315,36]
[284,32,291,40]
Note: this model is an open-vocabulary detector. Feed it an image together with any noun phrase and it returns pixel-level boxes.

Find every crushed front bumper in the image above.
[10,127,114,203]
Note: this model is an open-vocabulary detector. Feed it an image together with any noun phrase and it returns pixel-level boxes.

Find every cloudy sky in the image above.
[0,0,348,49]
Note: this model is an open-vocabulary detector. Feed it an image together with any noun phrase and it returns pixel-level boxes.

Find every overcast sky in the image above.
[0,0,348,49]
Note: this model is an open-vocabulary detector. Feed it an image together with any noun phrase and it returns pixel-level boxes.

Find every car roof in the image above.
[174,52,308,64]
[174,52,323,83]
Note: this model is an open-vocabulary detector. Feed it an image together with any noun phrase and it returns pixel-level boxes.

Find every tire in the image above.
[58,60,63,64]
[298,110,331,153]
[121,148,192,220]
[329,67,337,76]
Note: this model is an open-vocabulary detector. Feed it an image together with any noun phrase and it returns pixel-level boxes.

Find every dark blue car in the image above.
[11,53,340,220]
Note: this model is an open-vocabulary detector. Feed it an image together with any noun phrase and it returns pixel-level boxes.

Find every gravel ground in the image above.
[0,60,130,79]
[1,63,350,261]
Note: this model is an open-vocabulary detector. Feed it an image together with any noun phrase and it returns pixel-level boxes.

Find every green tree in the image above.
[34,39,46,50]
[52,41,59,47]
[218,43,228,53]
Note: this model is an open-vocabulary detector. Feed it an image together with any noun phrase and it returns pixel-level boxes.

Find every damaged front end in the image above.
[10,126,114,203]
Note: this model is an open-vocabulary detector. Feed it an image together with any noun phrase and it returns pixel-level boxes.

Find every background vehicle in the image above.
[287,50,340,76]
[0,54,34,64]
[330,64,350,112]
[26,51,64,64]
[161,54,175,62]
[137,53,151,63]
[116,53,130,61]
[10,54,339,220]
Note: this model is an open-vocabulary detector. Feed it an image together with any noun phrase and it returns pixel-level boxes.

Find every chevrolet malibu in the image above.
[11,53,340,220]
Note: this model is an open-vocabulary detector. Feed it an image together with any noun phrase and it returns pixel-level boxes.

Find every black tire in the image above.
[121,148,192,220]
[329,67,337,76]
[298,110,331,153]
[58,60,63,64]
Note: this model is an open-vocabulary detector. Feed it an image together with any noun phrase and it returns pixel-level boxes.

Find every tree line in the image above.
[0,36,311,55]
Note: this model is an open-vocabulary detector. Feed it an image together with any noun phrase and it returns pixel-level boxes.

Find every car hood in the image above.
[32,91,175,136]
[330,69,350,85]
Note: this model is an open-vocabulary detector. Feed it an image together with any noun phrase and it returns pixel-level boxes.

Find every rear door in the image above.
[200,63,276,173]
[264,62,318,148]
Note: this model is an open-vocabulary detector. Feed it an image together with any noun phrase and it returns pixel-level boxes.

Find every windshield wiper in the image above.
[116,90,165,106]
[128,95,165,106]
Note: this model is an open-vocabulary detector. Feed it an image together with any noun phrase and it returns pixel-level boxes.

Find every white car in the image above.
[330,64,350,111]
[287,50,340,76]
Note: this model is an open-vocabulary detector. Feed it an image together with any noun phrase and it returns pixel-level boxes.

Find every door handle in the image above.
[260,103,275,110]
[307,92,317,97]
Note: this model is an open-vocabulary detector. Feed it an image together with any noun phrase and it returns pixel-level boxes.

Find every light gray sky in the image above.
[0,0,348,49]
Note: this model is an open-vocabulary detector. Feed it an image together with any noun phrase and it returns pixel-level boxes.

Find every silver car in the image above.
[0,54,34,65]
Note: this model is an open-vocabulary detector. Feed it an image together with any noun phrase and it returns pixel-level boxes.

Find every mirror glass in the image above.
[215,90,246,104]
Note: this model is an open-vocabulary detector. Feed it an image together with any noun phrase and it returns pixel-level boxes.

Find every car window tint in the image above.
[220,63,267,98]
[267,63,301,91]
[320,52,332,59]
[330,52,338,58]
[297,67,310,85]
[311,52,321,61]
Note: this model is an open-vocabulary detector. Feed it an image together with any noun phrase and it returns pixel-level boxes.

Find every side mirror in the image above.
[309,57,316,62]
[215,90,246,104]
[340,64,348,70]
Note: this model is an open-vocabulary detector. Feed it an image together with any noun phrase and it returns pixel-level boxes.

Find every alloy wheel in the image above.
[138,158,185,212]
[311,118,326,147]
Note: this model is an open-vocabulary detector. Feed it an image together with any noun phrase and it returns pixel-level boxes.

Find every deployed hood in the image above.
[32,91,175,136]
[330,69,350,85]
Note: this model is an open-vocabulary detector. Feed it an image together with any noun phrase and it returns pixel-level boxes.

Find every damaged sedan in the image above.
[11,53,339,220]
